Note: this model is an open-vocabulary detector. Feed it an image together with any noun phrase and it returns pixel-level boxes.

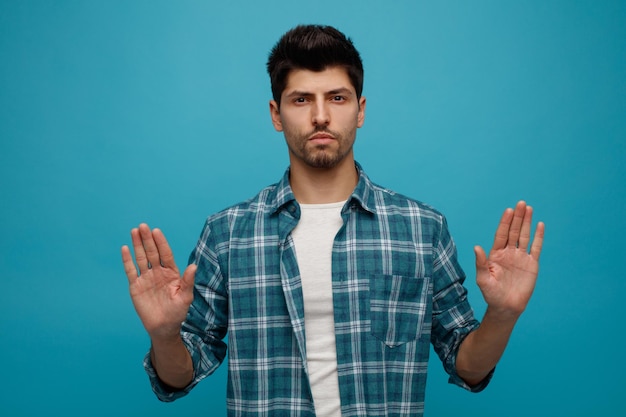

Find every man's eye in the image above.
[332,96,345,101]
[294,97,306,103]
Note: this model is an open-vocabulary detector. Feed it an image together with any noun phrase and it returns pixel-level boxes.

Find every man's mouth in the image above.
[308,132,336,144]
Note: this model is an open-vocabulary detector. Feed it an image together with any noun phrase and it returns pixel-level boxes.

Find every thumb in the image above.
[474,245,489,276]
[182,263,197,290]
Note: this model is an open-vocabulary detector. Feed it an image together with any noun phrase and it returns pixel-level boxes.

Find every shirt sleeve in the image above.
[144,220,229,401]
[430,215,493,393]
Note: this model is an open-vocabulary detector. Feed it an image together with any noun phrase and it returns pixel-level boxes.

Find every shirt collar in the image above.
[269,161,377,215]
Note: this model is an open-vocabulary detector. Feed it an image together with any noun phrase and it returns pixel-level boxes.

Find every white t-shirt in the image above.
[291,201,345,417]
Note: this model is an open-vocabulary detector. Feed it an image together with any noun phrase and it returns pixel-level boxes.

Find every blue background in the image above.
[1,1,625,416]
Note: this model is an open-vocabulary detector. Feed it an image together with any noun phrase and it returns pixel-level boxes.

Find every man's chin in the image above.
[305,152,345,169]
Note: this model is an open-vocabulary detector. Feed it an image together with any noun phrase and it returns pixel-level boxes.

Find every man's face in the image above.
[270,66,366,169]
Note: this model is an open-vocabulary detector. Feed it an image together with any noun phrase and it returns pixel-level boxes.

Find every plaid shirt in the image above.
[145,163,491,416]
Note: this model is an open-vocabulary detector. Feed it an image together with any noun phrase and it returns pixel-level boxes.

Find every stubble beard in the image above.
[287,127,356,169]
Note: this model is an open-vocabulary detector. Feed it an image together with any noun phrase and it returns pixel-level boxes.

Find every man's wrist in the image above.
[482,306,521,326]
[149,327,184,347]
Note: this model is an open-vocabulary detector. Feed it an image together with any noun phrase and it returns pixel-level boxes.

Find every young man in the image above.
[122,25,545,416]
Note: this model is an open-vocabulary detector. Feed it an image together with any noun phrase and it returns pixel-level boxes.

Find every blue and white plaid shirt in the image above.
[145,162,491,416]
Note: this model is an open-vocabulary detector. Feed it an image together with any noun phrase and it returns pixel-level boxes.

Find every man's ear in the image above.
[269,100,283,132]
[357,96,366,128]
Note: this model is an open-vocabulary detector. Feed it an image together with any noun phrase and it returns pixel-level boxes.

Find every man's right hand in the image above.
[121,223,196,340]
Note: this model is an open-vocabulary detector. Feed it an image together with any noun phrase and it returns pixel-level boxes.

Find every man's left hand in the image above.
[474,201,545,320]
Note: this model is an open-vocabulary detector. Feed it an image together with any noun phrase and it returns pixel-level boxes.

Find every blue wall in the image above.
[1,1,624,416]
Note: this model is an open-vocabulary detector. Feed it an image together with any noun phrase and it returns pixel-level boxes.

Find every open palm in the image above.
[474,201,545,319]
[121,224,196,339]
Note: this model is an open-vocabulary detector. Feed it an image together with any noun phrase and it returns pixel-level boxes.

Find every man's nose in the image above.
[312,101,330,126]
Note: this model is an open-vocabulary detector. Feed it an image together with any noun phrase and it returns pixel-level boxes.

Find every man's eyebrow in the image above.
[327,87,354,96]
[284,90,312,98]
[284,87,354,98]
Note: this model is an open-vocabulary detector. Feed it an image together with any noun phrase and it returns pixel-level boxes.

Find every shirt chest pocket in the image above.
[369,274,430,348]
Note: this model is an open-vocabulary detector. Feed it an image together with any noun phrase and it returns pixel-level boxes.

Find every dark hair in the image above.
[267,25,364,105]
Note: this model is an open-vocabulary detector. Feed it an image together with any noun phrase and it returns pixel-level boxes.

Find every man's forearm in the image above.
[456,308,519,386]
[150,335,194,389]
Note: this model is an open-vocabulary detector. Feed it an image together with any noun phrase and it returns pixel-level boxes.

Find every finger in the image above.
[518,205,533,251]
[130,227,149,273]
[177,263,197,306]
[474,245,488,273]
[121,245,138,283]
[152,228,177,270]
[181,263,197,290]
[492,207,514,251]
[530,221,545,261]
[507,201,527,248]
[474,245,490,288]
[138,223,162,270]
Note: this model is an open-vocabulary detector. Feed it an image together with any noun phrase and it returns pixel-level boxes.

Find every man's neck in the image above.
[288,156,358,204]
